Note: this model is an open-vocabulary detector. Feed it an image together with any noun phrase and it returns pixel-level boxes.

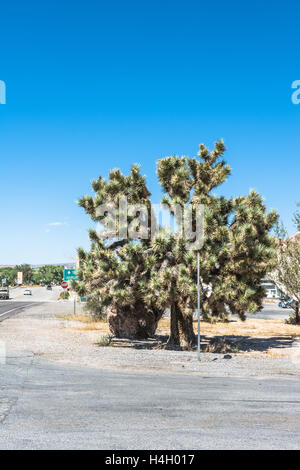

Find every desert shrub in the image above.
[59,290,70,300]
[285,313,299,325]
[96,334,113,347]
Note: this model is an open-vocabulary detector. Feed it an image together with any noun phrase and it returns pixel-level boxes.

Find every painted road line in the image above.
[0,303,36,318]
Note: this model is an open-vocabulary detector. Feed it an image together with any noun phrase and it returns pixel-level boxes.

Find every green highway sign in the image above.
[64,268,78,281]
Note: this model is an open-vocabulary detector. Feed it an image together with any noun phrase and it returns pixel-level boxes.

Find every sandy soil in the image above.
[1,302,300,377]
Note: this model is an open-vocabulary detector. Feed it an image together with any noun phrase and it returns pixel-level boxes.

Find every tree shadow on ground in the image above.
[199,334,294,353]
[111,334,295,353]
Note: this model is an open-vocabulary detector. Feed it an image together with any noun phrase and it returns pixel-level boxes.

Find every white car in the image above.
[24,289,32,296]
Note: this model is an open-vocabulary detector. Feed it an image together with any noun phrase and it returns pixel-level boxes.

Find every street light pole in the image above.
[197,250,201,361]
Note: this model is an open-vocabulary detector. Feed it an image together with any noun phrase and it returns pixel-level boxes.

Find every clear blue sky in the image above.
[1,0,300,265]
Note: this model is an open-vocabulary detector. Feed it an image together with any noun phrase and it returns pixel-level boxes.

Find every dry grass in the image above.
[158,317,300,355]
[60,313,300,338]
[58,314,110,332]
[59,313,95,323]
[75,324,110,332]
[60,313,300,356]
[158,317,300,338]
[264,350,289,358]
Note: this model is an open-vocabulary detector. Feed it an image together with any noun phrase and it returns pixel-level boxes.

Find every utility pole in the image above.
[197,251,201,361]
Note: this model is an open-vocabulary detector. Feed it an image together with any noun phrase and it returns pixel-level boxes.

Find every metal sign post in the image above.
[197,251,201,361]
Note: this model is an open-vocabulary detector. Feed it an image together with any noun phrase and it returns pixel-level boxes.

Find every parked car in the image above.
[278,298,295,309]
[0,287,9,300]
[46,285,52,290]
[24,289,32,296]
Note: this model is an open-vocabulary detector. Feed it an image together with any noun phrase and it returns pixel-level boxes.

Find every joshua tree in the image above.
[72,165,163,338]
[153,140,278,348]
[74,140,278,349]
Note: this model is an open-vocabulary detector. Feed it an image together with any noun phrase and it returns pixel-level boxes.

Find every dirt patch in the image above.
[2,303,300,376]
[156,316,300,337]
[66,314,300,355]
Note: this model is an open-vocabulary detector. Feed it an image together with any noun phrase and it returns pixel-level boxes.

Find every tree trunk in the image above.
[166,303,180,347]
[167,302,196,350]
[107,303,162,339]
[177,308,196,350]
[295,301,300,324]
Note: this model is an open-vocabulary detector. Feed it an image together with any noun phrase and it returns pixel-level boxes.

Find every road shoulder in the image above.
[1,302,300,377]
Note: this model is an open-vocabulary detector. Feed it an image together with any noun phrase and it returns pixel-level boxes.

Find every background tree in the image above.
[15,264,33,284]
[293,202,300,231]
[272,207,300,324]
[0,267,17,286]
[33,265,64,285]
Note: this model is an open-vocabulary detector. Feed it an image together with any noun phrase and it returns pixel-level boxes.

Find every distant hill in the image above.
[0,263,75,269]
[31,263,76,268]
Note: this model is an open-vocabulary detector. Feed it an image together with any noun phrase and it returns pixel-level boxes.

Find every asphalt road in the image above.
[8,285,62,302]
[0,301,38,322]
[250,303,293,320]
[0,355,299,450]
[0,296,299,449]
[0,286,65,321]
[0,286,292,321]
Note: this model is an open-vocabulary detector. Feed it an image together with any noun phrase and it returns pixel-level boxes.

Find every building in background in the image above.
[17,271,23,285]
[261,279,283,299]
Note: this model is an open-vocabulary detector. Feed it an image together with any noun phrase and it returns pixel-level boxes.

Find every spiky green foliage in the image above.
[153,140,278,348]
[74,141,278,349]
[144,231,198,348]
[72,166,162,336]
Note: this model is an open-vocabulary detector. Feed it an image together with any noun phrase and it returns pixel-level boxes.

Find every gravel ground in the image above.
[1,302,300,378]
